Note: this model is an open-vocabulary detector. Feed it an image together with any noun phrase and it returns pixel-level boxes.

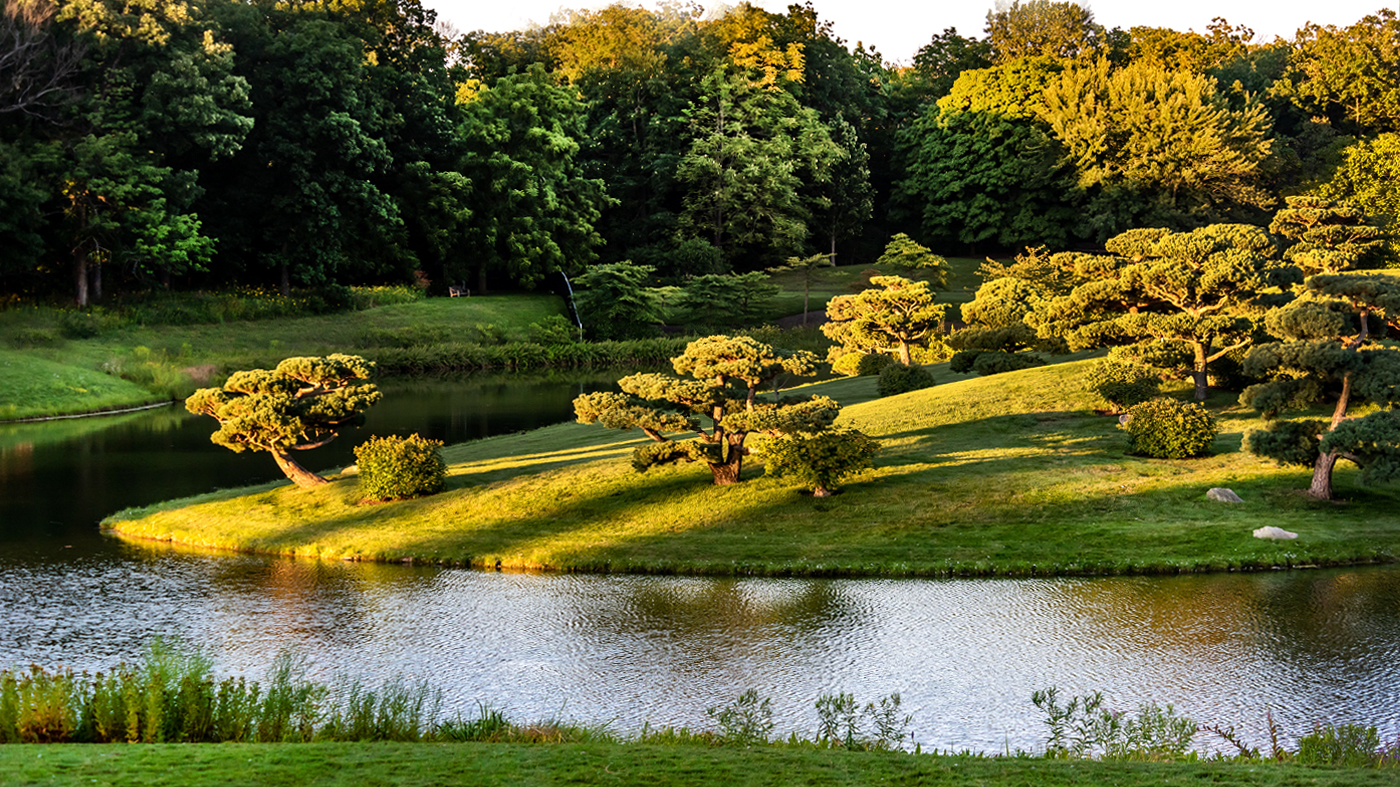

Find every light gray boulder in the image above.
[1206,487,1244,503]
[1253,526,1298,540]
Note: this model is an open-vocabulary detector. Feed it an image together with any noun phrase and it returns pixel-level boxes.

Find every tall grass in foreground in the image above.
[3,642,1398,768]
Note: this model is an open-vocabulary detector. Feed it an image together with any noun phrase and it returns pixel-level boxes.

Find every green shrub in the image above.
[1121,398,1218,459]
[831,351,863,377]
[354,434,446,501]
[856,353,896,376]
[759,428,880,496]
[8,327,61,348]
[950,350,1046,376]
[1296,723,1380,767]
[58,310,115,338]
[1083,359,1161,413]
[528,315,580,346]
[876,363,934,397]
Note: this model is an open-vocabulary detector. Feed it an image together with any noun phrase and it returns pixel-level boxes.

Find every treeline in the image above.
[2,0,1397,306]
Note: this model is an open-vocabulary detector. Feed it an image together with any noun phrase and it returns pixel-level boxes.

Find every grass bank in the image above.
[0,350,165,421]
[104,358,1400,577]
[2,743,1392,787]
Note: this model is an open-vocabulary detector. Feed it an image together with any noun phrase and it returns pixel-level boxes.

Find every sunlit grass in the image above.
[105,358,1400,577]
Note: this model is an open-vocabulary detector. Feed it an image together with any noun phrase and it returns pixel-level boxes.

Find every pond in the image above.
[2,372,1398,753]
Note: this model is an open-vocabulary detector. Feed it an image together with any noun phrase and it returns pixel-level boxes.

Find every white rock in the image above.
[1253,526,1298,540]
[1207,487,1244,503]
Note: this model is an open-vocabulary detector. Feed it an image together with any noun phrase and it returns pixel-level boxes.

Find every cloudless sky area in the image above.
[431,1,1395,64]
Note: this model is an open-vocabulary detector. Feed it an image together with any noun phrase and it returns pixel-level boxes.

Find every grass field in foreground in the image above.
[1,743,1391,787]
[104,359,1400,577]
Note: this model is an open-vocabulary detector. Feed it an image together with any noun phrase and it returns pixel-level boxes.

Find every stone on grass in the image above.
[1253,526,1298,541]
[1207,487,1244,503]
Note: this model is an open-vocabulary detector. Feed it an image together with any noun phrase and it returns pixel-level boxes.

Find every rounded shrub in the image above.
[760,428,880,496]
[855,352,896,376]
[1083,359,1161,413]
[1121,398,1218,459]
[876,363,934,397]
[831,351,863,377]
[354,433,446,501]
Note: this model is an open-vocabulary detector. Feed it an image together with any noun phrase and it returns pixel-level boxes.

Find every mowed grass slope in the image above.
[0,350,165,420]
[2,743,1393,787]
[104,359,1400,576]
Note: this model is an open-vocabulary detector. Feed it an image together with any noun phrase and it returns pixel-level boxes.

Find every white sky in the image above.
[429,0,1396,64]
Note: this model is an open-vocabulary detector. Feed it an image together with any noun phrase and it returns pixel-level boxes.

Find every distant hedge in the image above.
[365,337,692,374]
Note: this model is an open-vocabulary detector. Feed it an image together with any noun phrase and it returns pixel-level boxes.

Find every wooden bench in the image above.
[448,284,469,297]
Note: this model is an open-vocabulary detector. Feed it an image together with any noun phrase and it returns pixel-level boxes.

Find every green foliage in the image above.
[1032,687,1198,761]
[527,315,580,346]
[1083,359,1161,412]
[574,335,832,484]
[814,693,911,751]
[1296,723,1381,767]
[823,276,947,367]
[354,434,446,502]
[706,690,774,746]
[985,1,1111,63]
[856,353,896,377]
[574,262,662,341]
[1121,398,1218,459]
[1043,61,1275,238]
[949,349,1047,377]
[1275,9,1400,136]
[758,427,879,495]
[876,363,935,396]
[1270,196,1389,274]
[874,234,949,287]
[1242,419,1328,467]
[673,272,779,329]
[1313,133,1400,263]
[185,354,381,487]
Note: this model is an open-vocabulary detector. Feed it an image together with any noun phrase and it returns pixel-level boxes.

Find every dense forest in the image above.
[2,0,1398,306]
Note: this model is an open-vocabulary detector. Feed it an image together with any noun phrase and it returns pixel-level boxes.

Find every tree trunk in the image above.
[280,262,291,297]
[1308,450,1340,500]
[271,447,328,488]
[899,341,912,366]
[1192,341,1209,401]
[74,252,88,306]
[708,441,744,485]
[91,260,102,303]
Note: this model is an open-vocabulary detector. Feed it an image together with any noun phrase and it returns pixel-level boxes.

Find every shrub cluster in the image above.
[1083,359,1161,412]
[876,363,935,397]
[354,434,446,501]
[1121,398,1218,459]
[949,349,1047,376]
[856,353,896,376]
[759,428,880,496]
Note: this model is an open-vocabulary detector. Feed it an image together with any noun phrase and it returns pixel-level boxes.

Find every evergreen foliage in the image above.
[574,262,662,341]
[822,276,947,367]
[354,434,446,502]
[1082,359,1161,413]
[1121,398,1218,459]
[185,354,381,487]
[1269,196,1389,275]
[758,427,879,496]
[875,363,935,396]
[573,335,838,485]
[1241,272,1400,498]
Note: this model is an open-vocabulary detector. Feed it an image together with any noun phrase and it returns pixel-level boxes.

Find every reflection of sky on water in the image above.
[3,546,1398,754]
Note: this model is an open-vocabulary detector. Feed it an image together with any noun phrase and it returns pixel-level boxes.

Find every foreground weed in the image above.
[1032,687,1197,761]
[707,689,775,746]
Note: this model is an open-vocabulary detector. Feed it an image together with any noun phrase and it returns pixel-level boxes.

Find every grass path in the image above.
[104,359,1400,577]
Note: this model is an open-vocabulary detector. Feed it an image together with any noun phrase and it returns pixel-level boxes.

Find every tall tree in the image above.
[911,27,991,100]
[1313,133,1400,261]
[676,66,840,270]
[0,0,83,121]
[1274,9,1400,136]
[822,275,947,366]
[456,63,612,291]
[984,0,1111,64]
[1269,196,1389,275]
[1043,59,1276,240]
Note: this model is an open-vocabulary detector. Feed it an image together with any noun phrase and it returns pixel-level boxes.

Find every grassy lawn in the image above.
[104,358,1400,577]
[0,295,567,421]
[0,349,165,420]
[0,743,1390,787]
